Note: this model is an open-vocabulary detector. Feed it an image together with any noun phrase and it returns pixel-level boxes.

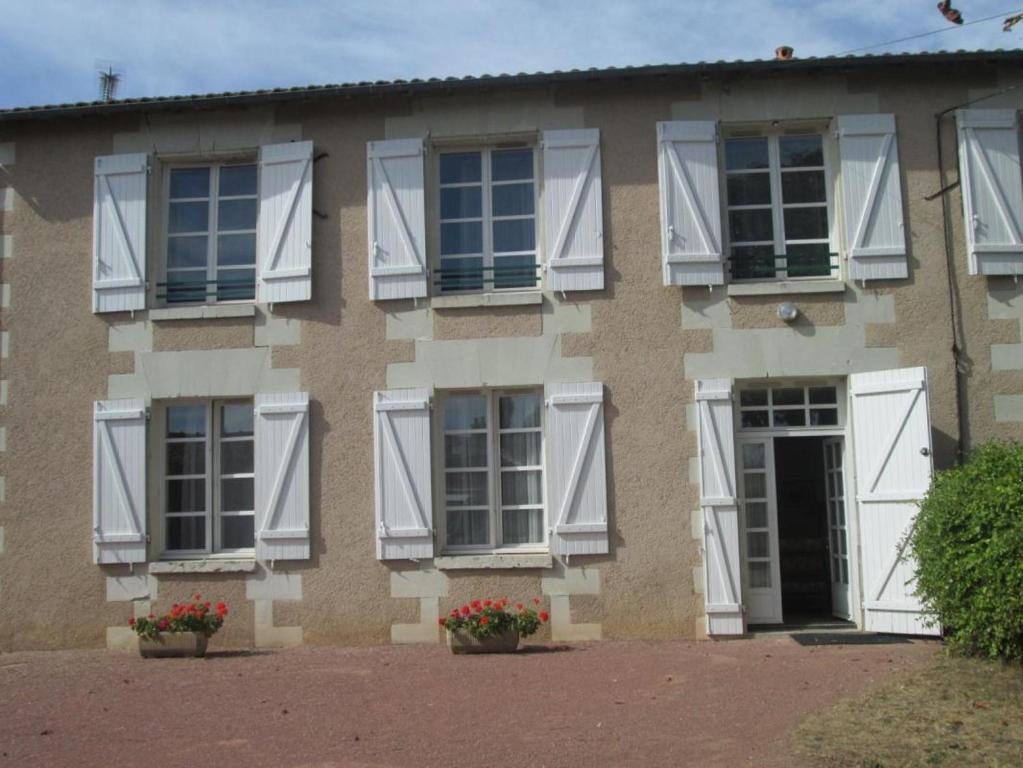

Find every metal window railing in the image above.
[156,276,256,304]
[433,262,542,293]
[729,254,838,281]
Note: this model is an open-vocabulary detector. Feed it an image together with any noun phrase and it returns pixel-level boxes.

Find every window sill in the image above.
[434,553,553,570]
[431,291,543,310]
[727,280,846,297]
[149,304,257,321]
[149,559,257,574]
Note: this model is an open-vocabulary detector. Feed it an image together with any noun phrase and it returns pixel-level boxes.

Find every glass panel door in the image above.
[823,437,851,619]
[738,438,782,624]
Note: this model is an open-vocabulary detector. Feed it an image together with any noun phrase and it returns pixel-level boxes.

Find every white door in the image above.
[823,438,851,620]
[738,438,782,624]
[849,367,940,636]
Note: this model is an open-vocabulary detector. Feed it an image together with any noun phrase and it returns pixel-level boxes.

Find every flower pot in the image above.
[447,628,520,654]
[138,631,209,658]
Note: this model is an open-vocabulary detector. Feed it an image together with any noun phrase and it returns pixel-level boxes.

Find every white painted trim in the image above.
[727,280,846,296]
[430,291,543,309]
[148,304,257,321]
[149,559,257,574]
[434,553,553,570]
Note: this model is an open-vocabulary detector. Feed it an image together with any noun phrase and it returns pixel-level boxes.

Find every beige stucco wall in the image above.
[1,59,1021,651]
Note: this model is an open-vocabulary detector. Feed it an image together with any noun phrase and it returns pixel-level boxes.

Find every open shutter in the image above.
[542,129,605,292]
[93,399,147,564]
[956,109,1023,276]
[657,121,724,286]
[837,114,907,282]
[850,367,939,636]
[374,389,433,559]
[695,379,743,636]
[255,392,310,561]
[93,153,148,313]
[546,382,608,555]
[368,139,427,300]
[257,141,313,304]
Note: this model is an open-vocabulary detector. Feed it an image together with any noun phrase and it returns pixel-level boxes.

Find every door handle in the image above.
[920,447,930,457]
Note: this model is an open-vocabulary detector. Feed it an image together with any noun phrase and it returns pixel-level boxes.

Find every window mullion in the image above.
[206,403,214,555]
[768,137,787,279]
[207,166,219,297]
[482,151,494,281]
[490,392,500,549]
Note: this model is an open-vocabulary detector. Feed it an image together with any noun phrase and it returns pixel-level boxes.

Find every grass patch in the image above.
[792,654,1023,767]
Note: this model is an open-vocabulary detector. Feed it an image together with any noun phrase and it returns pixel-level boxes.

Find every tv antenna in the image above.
[96,60,124,102]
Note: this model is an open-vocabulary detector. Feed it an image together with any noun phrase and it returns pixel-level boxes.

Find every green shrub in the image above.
[910,441,1023,660]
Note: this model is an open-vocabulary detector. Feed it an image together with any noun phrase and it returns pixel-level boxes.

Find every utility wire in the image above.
[834,7,1023,56]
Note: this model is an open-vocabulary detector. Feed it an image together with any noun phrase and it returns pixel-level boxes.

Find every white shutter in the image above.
[837,114,907,281]
[695,379,743,636]
[956,109,1023,276]
[257,141,313,304]
[545,382,608,555]
[374,389,433,559]
[93,399,147,564]
[93,153,148,313]
[849,367,939,636]
[368,139,427,300]
[254,392,310,561]
[542,129,605,292]
[657,121,724,286]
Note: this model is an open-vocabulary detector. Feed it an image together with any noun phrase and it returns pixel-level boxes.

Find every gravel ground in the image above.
[0,635,937,767]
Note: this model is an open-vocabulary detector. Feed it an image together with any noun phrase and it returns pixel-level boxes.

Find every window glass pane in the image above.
[168,236,208,269]
[493,219,535,253]
[221,441,254,475]
[742,443,765,469]
[167,443,205,476]
[749,561,771,588]
[170,168,210,199]
[445,472,488,507]
[739,389,768,407]
[216,268,256,301]
[779,135,824,168]
[165,271,207,304]
[491,149,533,181]
[441,221,483,255]
[809,386,838,404]
[727,174,772,206]
[786,244,833,277]
[501,470,543,506]
[221,515,254,549]
[440,187,482,219]
[492,183,534,216]
[438,257,483,292]
[741,411,770,428]
[773,409,807,427]
[783,207,828,240]
[500,433,542,467]
[218,165,257,197]
[218,199,257,231]
[446,508,489,546]
[781,170,826,204]
[493,254,537,289]
[744,472,766,499]
[810,408,839,426]
[167,478,205,513]
[444,395,487,430]
[746,501,768,529]
[168,201,209,234]
[167,405,207,437]
[730,245,776,281]
[221,404,254,436]
[217,234,256,267]
[445,434,488,469]
[221,477,254,512]
[503,509,543,545]
[772,388,804,406]
[725,138,769,171]
[499,393,541,429]
[167,515,205,550]
[729,209,773,243]
[747,531,770,558]
[440,153,482,184]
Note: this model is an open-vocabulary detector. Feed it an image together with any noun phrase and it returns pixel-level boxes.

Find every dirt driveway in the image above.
[0,634,937,767]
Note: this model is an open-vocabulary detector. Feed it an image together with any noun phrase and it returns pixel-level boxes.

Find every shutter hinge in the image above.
[428,397,434,411]
[145,407,151,422]
[145,533,152,544]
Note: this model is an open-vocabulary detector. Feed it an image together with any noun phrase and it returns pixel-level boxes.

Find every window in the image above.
[162,163,257,304]
[738,384,840,429]
[441,390,545,550]
[436,148,539,293]
[164,401,255,555]
[724,133,835,281]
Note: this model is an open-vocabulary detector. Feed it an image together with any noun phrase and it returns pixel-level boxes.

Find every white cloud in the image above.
[0,0,1020,108]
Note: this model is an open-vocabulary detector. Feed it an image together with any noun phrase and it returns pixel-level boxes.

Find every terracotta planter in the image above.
[138,631,209,658]
[447,628,520,654]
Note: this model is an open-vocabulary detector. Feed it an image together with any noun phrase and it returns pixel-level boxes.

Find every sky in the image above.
[1,0,1022,109]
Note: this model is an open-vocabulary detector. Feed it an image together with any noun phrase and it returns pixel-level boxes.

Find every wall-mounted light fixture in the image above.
[777,302,799,322]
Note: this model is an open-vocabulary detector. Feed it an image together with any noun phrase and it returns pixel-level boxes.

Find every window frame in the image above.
[734,379,847,435]
[721,124,839,283]
[159,158,259,307]
[430,142,541,296]
[158,398,256,559]
[436,388,548,554]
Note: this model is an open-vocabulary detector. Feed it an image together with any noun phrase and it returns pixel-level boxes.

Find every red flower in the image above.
[157,619,169,631]
[193,593,202,601]
[127,617,135,626]
[449,609,459,618]
[480,617,490,626]
[461,605,471,616]
[471,600,482,611]
[483,599,493,607]
[204,601,211,609]
[539,611,550,622]
[437,617,446,626]
[516,602,524,610]
[147,613,155,619]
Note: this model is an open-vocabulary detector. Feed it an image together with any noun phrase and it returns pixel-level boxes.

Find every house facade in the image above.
[0,50,1021,650]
